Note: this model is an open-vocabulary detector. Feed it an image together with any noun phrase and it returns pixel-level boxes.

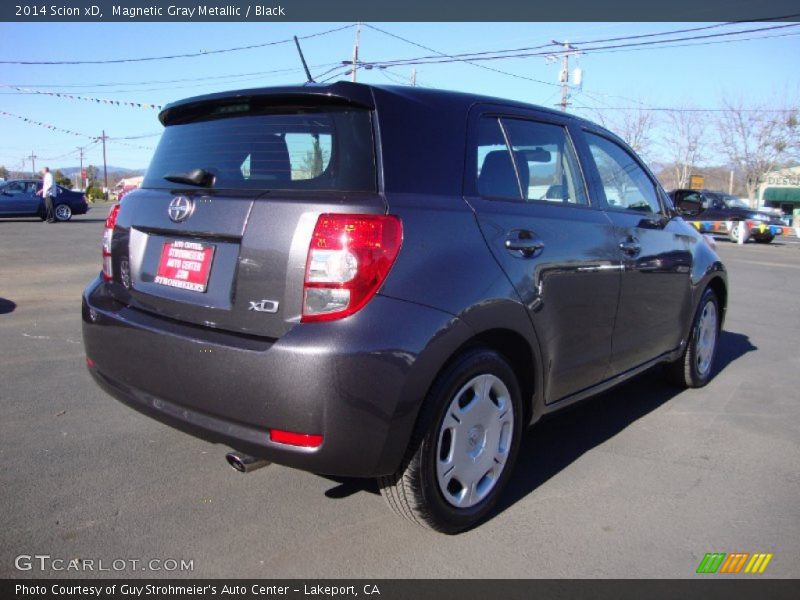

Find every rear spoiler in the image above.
[159,82,376,126]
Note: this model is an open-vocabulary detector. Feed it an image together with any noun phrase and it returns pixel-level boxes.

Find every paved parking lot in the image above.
[1,209,798,579]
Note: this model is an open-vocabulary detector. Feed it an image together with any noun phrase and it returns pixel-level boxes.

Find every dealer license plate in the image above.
[154,240,215,293]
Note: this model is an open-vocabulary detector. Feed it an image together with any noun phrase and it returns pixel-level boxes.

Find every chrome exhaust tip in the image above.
[226,451,270,473]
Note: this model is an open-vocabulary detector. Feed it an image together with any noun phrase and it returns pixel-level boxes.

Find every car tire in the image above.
[664,287,720,388]
[754,234,774,244]
[378,347,524,534]
[727,221,743,243]
[54,204,72,222]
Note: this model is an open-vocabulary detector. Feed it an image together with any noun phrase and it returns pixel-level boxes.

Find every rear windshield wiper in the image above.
[164,168,215,188]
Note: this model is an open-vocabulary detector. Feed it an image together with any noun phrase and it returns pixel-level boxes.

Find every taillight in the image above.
[102,203,120,282]
[302,214,402,322]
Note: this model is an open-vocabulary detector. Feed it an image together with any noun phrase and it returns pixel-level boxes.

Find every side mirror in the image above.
[678,204,701,217]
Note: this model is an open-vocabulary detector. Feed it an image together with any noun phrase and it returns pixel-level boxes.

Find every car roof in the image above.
[156,81,624,196]
[159,81,596,128]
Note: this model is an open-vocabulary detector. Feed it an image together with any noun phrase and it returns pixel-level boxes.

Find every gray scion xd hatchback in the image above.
[82,82,727,533]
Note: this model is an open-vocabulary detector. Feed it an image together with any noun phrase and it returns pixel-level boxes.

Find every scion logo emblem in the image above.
[248,299,280,313]
[168,196,195,223]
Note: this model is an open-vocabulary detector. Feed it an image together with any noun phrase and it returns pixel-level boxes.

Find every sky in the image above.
[0,21,798,174]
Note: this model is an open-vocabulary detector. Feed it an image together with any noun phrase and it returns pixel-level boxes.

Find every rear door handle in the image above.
[619,238,641,256]
[505,233,544,257]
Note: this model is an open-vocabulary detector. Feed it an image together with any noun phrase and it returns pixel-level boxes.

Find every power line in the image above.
[3,65,333,90]
[38,141,99,162]
[566,12,800,45]
[317,67,353,83]
[112,133,162,140]
[364,16,800,68]
[363,23,561,88]
[571,105,798,113]
[0,110,95,138]
[571,29,800,57]
[108,139,157,151]
[1,84,163,109]
[313,64,349,81]
[362,22,800,68]
[0,24,355,65]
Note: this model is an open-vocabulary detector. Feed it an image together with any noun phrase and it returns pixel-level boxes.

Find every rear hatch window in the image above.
[109,100,383,340]
[143,104,376,192]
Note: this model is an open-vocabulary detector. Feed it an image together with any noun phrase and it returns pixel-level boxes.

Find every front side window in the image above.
[678,191,703,211]
[474,116,588,204]
[585,132,661,213]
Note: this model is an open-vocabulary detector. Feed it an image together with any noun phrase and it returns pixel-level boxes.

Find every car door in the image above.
[465,107,621,404]
[580,129,694,375]
[0,181,30,214]
[18,181,43,215]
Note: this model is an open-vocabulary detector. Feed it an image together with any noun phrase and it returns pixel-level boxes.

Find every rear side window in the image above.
[585,132,660,213]
[143,107,376,192]
[474,116,587,204]
[476,117,520,199]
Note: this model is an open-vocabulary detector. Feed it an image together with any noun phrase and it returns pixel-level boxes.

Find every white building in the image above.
[758,166,800,224]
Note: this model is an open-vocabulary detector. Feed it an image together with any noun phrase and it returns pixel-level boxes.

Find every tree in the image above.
[716,98,800,202]
[589,105,656,160]
[85,165,99,187]
[299,135,326,179]
[54,169,72,189]
[661,108,707,190]
[0,165,8,180]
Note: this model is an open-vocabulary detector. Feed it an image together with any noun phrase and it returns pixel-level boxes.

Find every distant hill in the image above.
[59,166,146,177]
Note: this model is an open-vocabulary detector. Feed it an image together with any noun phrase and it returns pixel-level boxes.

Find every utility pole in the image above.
[99,131,109,201]
[77,146,85,191]
[728,169,734,195]
[29,151,37,176]
[410,68,417,87]
[351,22,361,82]
[551,40,579,112]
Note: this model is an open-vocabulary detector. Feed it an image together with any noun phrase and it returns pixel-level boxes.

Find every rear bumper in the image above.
[82,276,470,477]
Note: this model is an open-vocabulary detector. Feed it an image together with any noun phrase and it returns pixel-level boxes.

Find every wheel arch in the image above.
[375,299,544,476]
[707,275,728,329]
[450,328,538,426]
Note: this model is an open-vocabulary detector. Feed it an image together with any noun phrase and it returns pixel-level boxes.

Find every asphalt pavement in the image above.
[1,208,798,578]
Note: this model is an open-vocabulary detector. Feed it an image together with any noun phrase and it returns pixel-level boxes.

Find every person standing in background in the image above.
[37,166,56,223]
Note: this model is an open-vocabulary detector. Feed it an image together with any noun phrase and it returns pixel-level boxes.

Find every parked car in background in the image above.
[0,179,89,221]
[83,82,727,533]
[669,188,784,243]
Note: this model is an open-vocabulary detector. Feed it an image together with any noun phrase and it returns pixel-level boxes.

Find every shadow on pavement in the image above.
[491,330,757,522]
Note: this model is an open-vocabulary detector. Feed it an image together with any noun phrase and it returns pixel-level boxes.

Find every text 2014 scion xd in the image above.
[82,83,726,533]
